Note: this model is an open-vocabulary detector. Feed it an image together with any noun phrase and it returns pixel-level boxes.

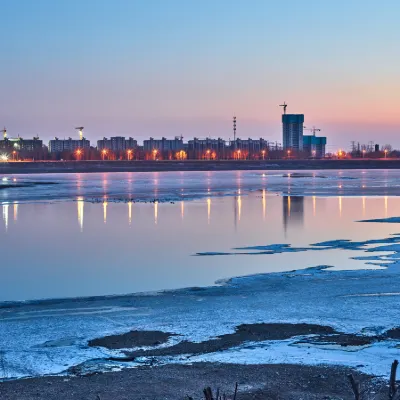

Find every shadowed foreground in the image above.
[0,363,389,400]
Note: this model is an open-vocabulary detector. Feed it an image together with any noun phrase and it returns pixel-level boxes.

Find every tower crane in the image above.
[279,102,288,114]
[304,126,321,136]
[75,127,84,140]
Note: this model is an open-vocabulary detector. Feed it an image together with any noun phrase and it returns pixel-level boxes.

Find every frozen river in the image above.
[1,169,400,379]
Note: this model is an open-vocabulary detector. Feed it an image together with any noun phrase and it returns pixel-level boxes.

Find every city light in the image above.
[261,150,266,160]
[176,150,187,160]
[127,149,133,160]
[75,149,82,160]
[101,149,108,160]
[152,149,158,160]
[0,153,9,162]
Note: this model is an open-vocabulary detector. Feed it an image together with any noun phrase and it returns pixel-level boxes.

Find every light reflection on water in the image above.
[0,192,399,302]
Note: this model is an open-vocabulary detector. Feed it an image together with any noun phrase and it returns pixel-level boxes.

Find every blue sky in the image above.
[1,0,399,149]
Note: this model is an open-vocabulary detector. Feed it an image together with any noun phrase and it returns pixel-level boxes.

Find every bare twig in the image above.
[347,374,361,400]
[390,360,399,400]
[233,382,238,400]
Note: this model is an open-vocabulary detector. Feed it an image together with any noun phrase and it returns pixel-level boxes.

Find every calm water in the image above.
[1,169,400,302]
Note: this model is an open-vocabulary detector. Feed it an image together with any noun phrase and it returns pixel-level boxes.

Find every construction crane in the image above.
[304,126,321,136]
[279,102,287,114]
[75,127,84,140]
[1,127,6,139]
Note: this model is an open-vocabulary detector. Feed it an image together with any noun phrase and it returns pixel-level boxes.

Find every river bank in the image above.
[1,159,400,174]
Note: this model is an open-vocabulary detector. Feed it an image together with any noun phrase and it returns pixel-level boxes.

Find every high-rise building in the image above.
[48,138,90,153]
[303,135,327,158]
[0,136,43,152]
[143,137,184,152]
[97,136,137,151]
[282,114,304,151]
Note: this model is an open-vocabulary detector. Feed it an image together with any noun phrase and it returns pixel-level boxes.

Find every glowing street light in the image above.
[75,148,82,161]
[12,150,17,161]
[0,154,9,162]
[127,149,133,161]
[287,150,291,159]
[384,149,388,159]
[261,150,266,160]
[152,149,158,160]
[362,149,366,158]
[101,149,108,160]
[312,149,316,158]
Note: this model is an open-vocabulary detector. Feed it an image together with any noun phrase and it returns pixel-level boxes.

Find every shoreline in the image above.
[0,362,387,400]
[2,159,400,174]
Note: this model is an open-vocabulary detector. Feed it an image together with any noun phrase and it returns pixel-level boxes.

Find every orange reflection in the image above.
[262,189,266,220]
[312,196,316,217]
[287,196,291,217]
[181,201,184,220]
[77,196,84,232]
[128,201,132,225]
[13,202,18,222]
[339,196,342,217]
[2,204,8,231]
[237,190,242,222]
[207,198,211,224]
[362,196,366,217]
[103,199,108,223]
[385,196,388,217]
[154,201,158,225]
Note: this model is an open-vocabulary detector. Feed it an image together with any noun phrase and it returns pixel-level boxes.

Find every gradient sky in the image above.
[1,0,399,149]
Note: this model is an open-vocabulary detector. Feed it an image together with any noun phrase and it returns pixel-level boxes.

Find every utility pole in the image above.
[233,115,237,152]
[279,102,288,114]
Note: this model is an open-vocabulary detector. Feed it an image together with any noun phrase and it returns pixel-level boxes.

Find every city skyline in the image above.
[1,0,399,149]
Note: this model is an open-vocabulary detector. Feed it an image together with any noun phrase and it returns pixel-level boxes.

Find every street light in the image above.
[312,149,316,158]
[384,149,388,159]
[127,149,133,161]
[12,150,17,161]
[287,150,291,159]
[152,149,158,160]
[261,150,266,160]
[362,149,366,158]
[76,148,82,161]
[102,149,108,160]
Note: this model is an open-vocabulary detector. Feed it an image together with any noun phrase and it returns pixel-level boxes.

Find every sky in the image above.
[1,0,399,150]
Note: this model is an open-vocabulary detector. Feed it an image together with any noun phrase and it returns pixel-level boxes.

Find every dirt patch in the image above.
[295,333,375,347]
[88,330,175,350]
[121,323,336,358]
[385,327,400,339]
